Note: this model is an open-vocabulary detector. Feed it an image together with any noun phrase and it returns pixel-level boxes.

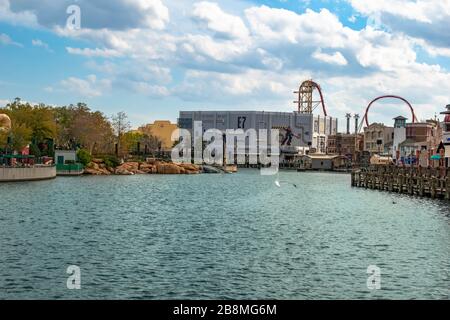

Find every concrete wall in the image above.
[0,166,56,182]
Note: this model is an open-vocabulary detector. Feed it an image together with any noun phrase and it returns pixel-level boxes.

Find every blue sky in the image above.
[1,0,450,129]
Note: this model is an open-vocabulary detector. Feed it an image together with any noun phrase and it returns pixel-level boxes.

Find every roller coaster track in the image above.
[358,95,418,133]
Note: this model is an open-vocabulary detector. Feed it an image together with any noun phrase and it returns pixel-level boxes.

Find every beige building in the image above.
[327,133,364,162]
[364,123,394,154]
[139,121,178,151]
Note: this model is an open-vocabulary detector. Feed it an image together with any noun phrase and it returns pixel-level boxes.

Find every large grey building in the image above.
[178,111,338,153]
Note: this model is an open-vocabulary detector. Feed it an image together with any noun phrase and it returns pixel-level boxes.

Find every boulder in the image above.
[116,168,134,175]
[86,162,100,170]
[92,158,104,164]
[84,168,102,175]
[156,163,183,174]
[99,168,111,175]
[178,163,200,172]
[116,162,140,173]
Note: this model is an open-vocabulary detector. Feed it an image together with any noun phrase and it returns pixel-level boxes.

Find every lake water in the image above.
[0,170,449,300]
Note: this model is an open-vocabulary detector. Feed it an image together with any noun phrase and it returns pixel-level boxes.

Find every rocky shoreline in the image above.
[84,159,202,176]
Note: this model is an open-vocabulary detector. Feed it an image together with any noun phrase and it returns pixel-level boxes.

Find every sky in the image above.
[0,0,450,129]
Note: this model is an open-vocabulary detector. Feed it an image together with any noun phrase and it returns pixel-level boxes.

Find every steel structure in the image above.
[294,80,328,116]
[358,95,417,133]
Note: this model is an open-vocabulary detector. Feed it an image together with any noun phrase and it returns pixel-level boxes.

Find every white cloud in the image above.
[32,39,53,52]
[66,47,122,58]
[312,49,348,66]
[0,0,38,27]
[4,0,169,30]
[60,75,111,98]
[349,0,450,48]
[128,82,170,97]
[1,0,450,127]
[349,0,435,23]
[0,33,22,47]
[192,1,249,39]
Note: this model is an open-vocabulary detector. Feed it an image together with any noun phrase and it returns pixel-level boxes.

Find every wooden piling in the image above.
[352,165,448,200]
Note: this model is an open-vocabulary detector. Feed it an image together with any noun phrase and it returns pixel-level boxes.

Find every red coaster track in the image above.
[359,95,417,132]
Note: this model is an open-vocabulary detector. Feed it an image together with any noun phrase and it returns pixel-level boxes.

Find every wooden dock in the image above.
[351,166,450,200]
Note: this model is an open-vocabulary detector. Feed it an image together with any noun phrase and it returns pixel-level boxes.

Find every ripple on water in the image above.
[0,171,449,299]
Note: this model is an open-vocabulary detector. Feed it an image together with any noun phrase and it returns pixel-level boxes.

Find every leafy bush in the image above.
[76,149,92,166]
[103,155,120,168]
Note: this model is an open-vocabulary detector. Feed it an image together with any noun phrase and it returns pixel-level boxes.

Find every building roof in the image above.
[393,116,408,120]
[406,122,436,128]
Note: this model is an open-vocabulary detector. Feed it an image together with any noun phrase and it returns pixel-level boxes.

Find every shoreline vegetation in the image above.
[0,99,178,171]
[0,99,234,178]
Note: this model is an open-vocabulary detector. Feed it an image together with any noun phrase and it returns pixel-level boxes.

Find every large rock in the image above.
[116,162,140,174]
[116,168,134,175]
[86,162,99,170]
[156,163,183,174]
[84,168,103,175]
[92,158,104,164]
[178,163,200,172]
[99,168,111,175]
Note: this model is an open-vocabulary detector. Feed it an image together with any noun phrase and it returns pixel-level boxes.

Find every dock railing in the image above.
[351,165,450,200]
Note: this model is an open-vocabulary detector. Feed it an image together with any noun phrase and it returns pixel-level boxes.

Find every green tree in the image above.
[76,149,92,166]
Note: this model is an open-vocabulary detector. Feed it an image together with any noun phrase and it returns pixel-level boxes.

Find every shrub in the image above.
[103,155,120,168]
[77,149,92,166]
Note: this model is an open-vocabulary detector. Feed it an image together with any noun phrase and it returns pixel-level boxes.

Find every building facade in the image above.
[326,133,364,162]
[398,120,442,165]
[364,123,394,155]
[392,116,407,160]
[441,105,450,167]
[139,121,178,152]
[178,111,338,159]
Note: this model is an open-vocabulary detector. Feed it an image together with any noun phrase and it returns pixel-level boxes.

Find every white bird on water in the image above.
[275,180,297,188]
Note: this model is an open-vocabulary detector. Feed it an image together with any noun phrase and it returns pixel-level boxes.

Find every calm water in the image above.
[0,170,449,300]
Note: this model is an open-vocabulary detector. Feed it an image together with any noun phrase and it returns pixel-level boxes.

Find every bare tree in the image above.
[111,111,131,156]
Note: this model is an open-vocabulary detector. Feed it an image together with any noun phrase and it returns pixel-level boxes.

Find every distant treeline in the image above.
[0,98,161,157]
